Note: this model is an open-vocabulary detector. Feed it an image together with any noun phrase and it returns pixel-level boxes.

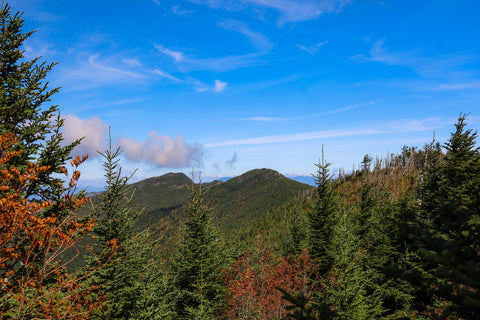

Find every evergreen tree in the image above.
[280,288,337,320]
[0,3,79,202]
[132,262,180,320]
[418,114,480,318]
[308,147,337,272]
[87,138,146,320]
[171,175,225,319]
[326,205,387,319]
[0,5,97,316]
[389,138,445,318]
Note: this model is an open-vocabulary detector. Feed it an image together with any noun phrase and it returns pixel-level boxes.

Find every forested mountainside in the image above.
[2,3,480,319]
[110,168,312,252]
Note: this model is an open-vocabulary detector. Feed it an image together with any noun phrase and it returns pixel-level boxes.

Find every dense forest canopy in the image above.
[1,3,479,319]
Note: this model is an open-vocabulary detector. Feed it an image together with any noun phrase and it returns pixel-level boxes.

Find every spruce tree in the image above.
[87,138,146,320]
[0,3,79,202]
[391,138,444,318]
[308,147,337,272]
[0,4,94,314]
[283,149,339,319]
[418,114,480,318]
[171,175,225,319]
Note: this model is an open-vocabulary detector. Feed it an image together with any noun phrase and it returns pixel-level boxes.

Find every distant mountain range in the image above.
[212,174,315,186]
[98,168,312,253]
[71,168,313,264]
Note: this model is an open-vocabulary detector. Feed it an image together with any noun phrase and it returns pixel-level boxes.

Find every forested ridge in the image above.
[1,3,480,319]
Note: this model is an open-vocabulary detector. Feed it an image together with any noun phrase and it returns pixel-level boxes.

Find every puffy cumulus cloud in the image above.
[62,114,109,157]
[118,131,203,168]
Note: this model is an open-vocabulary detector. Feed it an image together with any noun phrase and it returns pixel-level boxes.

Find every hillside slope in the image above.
[119,168,312,251]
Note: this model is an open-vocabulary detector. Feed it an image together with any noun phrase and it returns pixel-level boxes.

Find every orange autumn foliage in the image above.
[224,237,316,320]
[0,133,104,319]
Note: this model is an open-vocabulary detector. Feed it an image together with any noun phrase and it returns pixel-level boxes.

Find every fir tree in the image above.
[391,138,445,318]
[418,114,480,318]
[308,147,337,272]
[0,3,79,202]
[171,174,225,319]
[87,137,145,320]
[0,5,96,316]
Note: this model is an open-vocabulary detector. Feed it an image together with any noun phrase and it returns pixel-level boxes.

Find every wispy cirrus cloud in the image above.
[247,116,285,122]
[351,39,422,67]
[76,98,147,112]
[172,5,195,16]
[57,53,145,90]
[217,20,273,50]
[23,40,56,60]
[206,128,383,147]
[155,44,265,72]
[352,39,480,90]
[122,58,142,67]
[190,0,353,25]
[56,49,224,93]
[207,117,439,147]
[192,79,228,92]
[243,99,381,122]
[155,43,264,71]
[154,44,184,62]
[87,54,143,78]
[297,40,328,54]
[431,81,480,91]
[248,0,352,25]
[154,69,181,81]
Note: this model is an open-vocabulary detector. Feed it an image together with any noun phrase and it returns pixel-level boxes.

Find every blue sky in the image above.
[11,0,480,187]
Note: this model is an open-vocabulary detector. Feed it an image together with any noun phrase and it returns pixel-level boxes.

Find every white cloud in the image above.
[352,39,421,67]
[172,5,195,15]
[193,79,228,92]
[225,152,238,168]
[87,54,143,78]
[353,39,479,79]
[207,129,382,147]
[247,0,350,24]
[190,54,263,71]
[214,80,228,92]
[154,43,263,71]
[62,115,109,157]
[190,0,353,24]
[23,40,56,60]
[58,53,145,90]
[352,40,480,90]
[154,69,181,81]
[155,44,184,62]
[247,116,284,122]
[118,131,203,168]
[431,81,480,91]
[123,58,142,67]
[243,100,380,122]
[297,40,328,54]
[206,118,439,147]
[217,20,273,50]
